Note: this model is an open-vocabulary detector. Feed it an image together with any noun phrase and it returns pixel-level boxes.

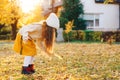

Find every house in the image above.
[81,0,120,31]
[42,0,120,31]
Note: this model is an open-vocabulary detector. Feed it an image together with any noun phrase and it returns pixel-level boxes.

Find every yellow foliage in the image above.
[0,0,44,28]
[104,0,114,4]
[109,0,114,2]
[65,20,74,33]
[0,0,21,26]
[18,5,44,27]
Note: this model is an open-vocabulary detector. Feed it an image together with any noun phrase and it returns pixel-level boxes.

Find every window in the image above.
[116,0,120,3]
[95,0,104,3]
[83,14,100,29]
[95,0,120,3]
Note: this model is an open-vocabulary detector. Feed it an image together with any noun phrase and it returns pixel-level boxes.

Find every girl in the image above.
[13,13,60,74]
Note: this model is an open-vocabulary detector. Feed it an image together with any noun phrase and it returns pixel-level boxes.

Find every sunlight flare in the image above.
[19,0,41,13]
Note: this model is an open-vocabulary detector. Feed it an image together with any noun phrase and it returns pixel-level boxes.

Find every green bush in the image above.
[82,30,102,41]
[91,31,102,41]
[63,30,86,41]
[116,31,120,42]
[0,26,11,40]
[62,30,120,42]
[0,26,11,34]
[77,30,86,41]
[71,30,78,40]
[0,29,10,35]
[84,30,93,41]
[63,30,102,42]
[0,34,11,40]
[63,31,73,42]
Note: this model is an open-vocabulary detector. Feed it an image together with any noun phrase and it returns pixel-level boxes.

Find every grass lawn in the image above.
[0,41,120,80]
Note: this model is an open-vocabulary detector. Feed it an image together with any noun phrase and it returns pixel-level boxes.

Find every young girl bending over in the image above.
[13,13,60,74]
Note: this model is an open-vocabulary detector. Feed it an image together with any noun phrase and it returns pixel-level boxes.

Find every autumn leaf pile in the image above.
[0,42,120,80]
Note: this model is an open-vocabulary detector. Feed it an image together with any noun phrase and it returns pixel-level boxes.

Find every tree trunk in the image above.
[0,24,5,29]
[11,19,18,40]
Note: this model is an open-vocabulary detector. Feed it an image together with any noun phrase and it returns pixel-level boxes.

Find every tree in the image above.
[104,0,114,4]
[65,20,74,42]
[18,5,44,26]
[60,0,86,30]
[0,0,22,40]
[0,0,44,40]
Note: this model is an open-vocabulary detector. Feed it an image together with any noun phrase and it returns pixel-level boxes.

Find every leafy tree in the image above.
[59,17,68,29]
[104,0,114,4]
[65,20,74,42]
[60,0,86,30]
[10,0,23,39]
[0,0,44,40]
[19,5,44,26]
[0,0,22,40]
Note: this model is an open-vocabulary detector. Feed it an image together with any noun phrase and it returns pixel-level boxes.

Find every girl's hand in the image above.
[54,53,63,60]
[23,35,32,43]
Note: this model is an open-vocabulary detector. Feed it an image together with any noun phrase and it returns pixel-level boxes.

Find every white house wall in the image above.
[81,0,119,31]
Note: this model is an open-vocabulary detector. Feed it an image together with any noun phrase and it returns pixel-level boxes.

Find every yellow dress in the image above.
[13,22,43,56]
[13,33,36,56]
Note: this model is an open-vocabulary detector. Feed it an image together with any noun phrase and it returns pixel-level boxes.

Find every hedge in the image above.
[0,30,11,40]
[0,30,120,42]
[0,34,11,40]
[63,30,120,42]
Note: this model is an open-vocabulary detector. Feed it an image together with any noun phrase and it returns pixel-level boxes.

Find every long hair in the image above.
[41,22,56,55]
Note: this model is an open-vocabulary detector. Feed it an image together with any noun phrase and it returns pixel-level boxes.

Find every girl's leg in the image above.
[22,56,32,74]
[29,56,35,73]
[29,56,34,65]
[23,56,32,67]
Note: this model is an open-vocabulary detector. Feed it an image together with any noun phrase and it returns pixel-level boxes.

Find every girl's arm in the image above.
[19,24,41,42]
[36,38,63,60]
[36,38,53,60]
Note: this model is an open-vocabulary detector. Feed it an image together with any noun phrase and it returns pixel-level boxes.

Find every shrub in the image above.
[115,31,120,42]
[0,26,11,40]
[0,34,11,40]
[101,31,116,42]
[63,31,73,42]
[77,30,85,41]
[91,31,102,41]
[71,30,78,40]
[62,30,120,42]
[84,30,94,41]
